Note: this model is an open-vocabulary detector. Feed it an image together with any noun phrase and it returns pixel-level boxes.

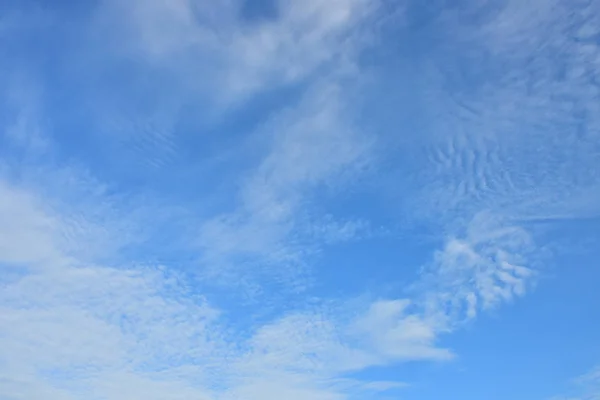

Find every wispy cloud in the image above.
[0,74,440,395]
[98,0,373,101]
[197,82,373,284]
[551,366,600,400]
[0,179,67,269]
[396,0,600,225]
[417,212,536,323]
[352,299,453,362]
[0,176,449,399]
[1,0,596,399]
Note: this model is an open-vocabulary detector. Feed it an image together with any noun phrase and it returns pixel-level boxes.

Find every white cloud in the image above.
[220,303,445,399]
[98,0,373,100]
[76,0,380,287]
[551,366,600,400]
[0,176,443,400]
[0,176,224,399]
[1,1,577,398]
[198,82,372,282]
[577,367,600,385]
[0,113,541,400]
[0,180,68,269]
[353,299,453,362]
[415,213,536,326]
[396,0,600,226]
[0,80,535,399]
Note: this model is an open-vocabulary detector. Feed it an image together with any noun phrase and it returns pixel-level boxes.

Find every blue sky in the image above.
[1,0,599,399]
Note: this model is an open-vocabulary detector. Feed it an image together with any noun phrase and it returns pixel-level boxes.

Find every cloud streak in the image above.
[197,81,373,285]
[551,366,600,400]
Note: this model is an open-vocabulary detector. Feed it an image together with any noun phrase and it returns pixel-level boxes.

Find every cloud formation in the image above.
[0,0,598,399]
[99,0,372,100]
[0,176,445,399]
[551,366,600,400]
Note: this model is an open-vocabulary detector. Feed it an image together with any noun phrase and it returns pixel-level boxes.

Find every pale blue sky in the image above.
[1,1,599,399]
